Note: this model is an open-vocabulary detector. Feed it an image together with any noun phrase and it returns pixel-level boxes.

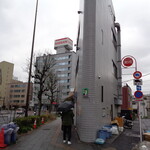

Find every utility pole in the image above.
[25,0,39,117]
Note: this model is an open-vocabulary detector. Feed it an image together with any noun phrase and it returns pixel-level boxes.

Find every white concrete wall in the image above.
[76,0,121,142]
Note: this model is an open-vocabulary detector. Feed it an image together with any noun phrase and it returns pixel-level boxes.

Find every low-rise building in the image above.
[7,80,33,109]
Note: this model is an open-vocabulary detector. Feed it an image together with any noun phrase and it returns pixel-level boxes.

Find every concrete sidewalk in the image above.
[4,118,118,150]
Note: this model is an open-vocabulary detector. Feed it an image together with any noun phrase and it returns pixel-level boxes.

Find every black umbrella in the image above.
[57,101,74,112]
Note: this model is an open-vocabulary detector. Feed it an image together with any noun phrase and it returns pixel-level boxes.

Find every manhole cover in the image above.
[43,128,51,130]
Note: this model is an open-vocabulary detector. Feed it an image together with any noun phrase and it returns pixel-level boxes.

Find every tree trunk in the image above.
[49,103,52,113]
[38,95,42,116]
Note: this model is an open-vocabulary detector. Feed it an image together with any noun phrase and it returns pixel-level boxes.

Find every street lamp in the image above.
[25,0,39,117]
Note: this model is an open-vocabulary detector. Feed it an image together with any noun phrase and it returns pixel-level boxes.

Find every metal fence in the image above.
[0,110,15,126]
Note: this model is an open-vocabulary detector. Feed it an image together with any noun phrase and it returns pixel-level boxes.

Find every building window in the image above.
[14,84,26,88]
[55,56,69,60]
[14,90,21,92]
[101,86,104,102]
[13,100,19,103]
[56,68,68,71]
[56,62,68,66]
[58,80,67,83]
[11,85,14,88]
[57,74,68,77]
[101,29,104,45]
[14,95,20,98]
[132,101,136,105]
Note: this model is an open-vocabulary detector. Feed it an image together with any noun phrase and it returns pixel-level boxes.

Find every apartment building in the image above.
[7,80,33,109]
[0,61,14,108]
[54,38,76,100]
[75,0,122,142]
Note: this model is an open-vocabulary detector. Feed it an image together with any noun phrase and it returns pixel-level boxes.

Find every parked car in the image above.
[16,108,25,114]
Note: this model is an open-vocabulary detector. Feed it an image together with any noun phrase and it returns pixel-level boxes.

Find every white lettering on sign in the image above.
[54,37,73,50]
[123,57,133,67]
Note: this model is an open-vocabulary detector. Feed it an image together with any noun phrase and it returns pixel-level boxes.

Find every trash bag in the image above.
[1,124,9,130]
[110,126,119,135]
[4,128,14,145]
[95,138,105,144]
[8,122,17,129]
[57,101,74,112]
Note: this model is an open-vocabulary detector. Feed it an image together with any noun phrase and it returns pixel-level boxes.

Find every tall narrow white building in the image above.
[54,38,77,100]
[75,0,122,142]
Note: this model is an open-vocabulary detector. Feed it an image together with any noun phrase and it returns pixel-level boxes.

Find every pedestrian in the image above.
[61,109,74,145]
[58,92,76,145]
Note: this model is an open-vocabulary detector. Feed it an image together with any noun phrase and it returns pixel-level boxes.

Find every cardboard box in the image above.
[143,133,150,141]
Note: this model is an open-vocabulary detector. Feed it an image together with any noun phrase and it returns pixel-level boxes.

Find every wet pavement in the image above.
[3,118,150,150]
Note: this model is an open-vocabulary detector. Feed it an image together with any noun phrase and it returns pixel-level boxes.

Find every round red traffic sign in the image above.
[134,91,143,99]
[133,71,142,79]
[122,57,133,67]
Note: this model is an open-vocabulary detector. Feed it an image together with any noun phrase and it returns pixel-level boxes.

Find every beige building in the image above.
[7,80,33,108]
[0,61,14,107]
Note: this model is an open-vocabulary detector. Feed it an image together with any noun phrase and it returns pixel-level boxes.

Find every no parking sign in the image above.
[134,91,143,99]
[133,71,142,79]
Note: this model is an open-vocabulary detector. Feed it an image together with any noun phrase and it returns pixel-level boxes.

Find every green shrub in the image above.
[13,113,56,134]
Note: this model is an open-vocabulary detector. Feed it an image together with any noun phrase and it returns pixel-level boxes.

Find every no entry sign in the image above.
[133,71,142,79]
[122,57,133,67]
[134,91,143,99]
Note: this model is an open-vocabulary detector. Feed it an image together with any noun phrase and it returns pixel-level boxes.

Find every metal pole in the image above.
[138,101,142,142]
[25,0,39,117]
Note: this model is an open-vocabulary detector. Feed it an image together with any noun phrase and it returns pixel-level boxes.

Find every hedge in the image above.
[13,114,56,134]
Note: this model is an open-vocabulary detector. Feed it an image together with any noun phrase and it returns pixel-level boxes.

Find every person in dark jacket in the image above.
[61,109,74,145]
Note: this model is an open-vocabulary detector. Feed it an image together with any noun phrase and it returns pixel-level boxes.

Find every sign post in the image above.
[138,101,142,142]
[133,70,143,142]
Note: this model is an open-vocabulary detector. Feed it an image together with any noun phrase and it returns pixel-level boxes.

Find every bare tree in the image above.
[46,71,58,112]
[33,53,56,116]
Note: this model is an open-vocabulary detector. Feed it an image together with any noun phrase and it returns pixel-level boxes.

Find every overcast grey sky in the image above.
[0,0,150,94]
[113,0,150,94]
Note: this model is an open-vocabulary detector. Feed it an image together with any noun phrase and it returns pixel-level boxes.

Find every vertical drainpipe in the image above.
[115,23,122,106]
